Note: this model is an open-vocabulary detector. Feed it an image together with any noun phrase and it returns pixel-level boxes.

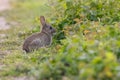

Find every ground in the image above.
[0,0,49,54]
[1,0,119,80]
[0,0,49,79]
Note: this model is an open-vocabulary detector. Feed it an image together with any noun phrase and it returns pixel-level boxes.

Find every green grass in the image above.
[0,0,120,80]
[0,0,52,79]
[0,0,50,50]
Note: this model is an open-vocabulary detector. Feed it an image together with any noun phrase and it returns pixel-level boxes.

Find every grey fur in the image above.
[23,16,56,52]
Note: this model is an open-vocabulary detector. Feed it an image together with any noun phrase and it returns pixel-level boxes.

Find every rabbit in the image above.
[23,16,56,52]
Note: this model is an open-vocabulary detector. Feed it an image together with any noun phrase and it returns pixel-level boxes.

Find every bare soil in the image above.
[0,0,11,30]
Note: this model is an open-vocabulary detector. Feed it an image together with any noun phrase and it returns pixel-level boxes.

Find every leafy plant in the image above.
[48,0,120,43]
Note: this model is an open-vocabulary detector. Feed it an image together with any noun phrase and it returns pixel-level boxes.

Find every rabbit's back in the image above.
[23,32,52,52]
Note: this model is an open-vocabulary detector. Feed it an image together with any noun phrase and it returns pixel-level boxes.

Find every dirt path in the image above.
[0,0,11,55]
[0,0,11,30]
[0,17,10,30]
[0,0,11,11]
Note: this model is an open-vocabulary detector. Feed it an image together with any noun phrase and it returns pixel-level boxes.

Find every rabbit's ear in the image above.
[40,16,46,26]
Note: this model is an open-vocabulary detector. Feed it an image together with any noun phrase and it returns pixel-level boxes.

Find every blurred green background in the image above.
[0,0,120,80]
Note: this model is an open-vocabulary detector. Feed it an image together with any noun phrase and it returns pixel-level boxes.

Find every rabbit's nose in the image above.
[52,28,56,33]
[52,29,56,36]
[54,29,56,32]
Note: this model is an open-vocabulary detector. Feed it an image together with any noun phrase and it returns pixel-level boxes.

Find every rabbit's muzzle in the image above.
[51,28,56,34]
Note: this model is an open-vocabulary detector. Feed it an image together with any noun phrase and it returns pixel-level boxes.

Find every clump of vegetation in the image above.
[0,0,120,80]
[49,0,120,43]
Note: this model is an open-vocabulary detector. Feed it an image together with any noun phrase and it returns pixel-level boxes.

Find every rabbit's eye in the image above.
[50,26,52,29]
